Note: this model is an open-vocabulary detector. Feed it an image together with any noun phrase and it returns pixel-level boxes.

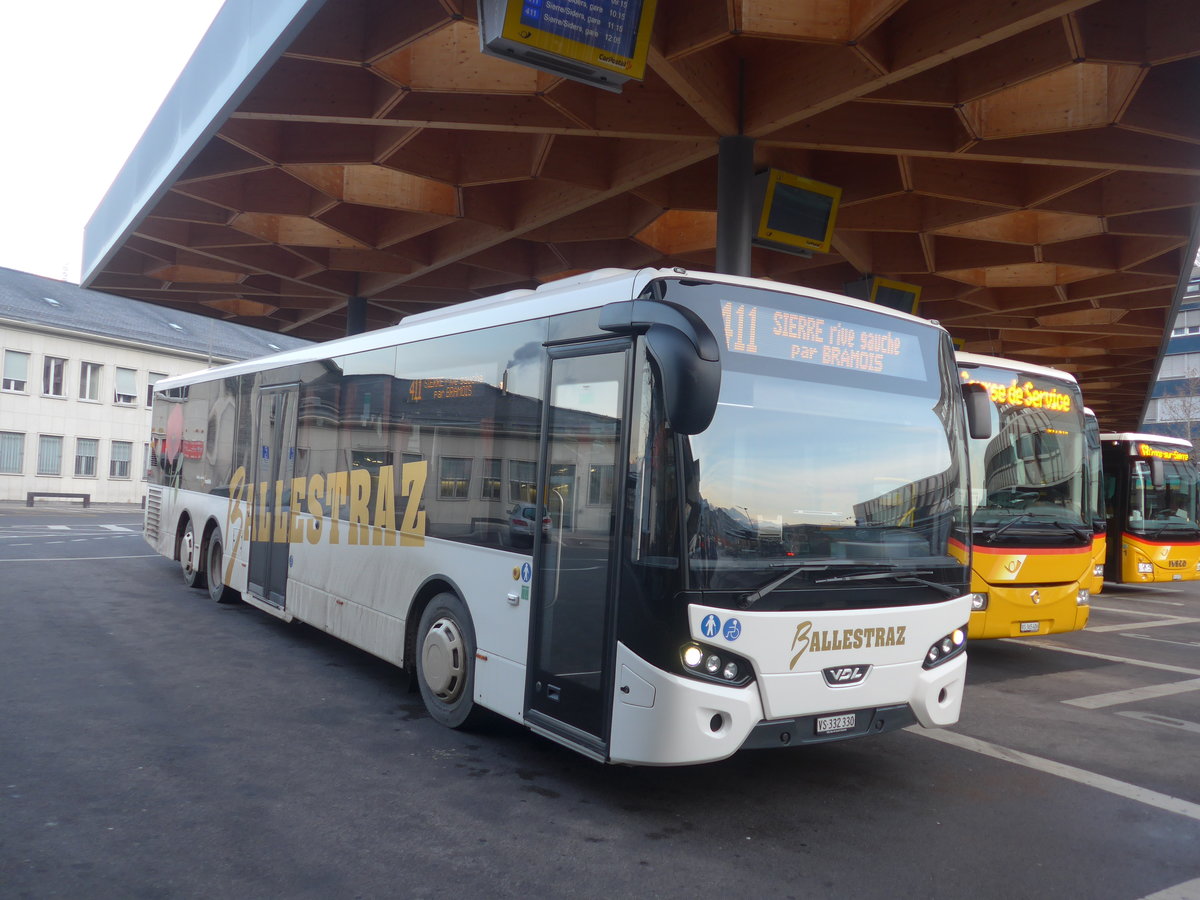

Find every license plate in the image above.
[1019,621,1040,633]
[816,712,857,735]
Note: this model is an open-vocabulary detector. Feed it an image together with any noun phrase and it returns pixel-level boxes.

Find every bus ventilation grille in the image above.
[145,486,163,541]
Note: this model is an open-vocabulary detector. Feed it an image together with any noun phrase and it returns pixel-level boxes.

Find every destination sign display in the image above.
[719,300,925,381]
[500,0,656,79]
[1138,442,1190,461]
[960,370,1074,413]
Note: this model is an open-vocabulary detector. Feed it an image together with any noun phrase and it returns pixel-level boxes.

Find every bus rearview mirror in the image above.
[962,383,992,440]
[1151,457,1165,488]
[600,299,721,435]
[644,323,721,435]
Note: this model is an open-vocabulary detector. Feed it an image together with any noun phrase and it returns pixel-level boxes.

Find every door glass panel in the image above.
[531,351,626,740]
[248,388,297,606]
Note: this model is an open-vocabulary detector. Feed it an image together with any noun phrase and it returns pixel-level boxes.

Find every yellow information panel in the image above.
[498,0,658,80]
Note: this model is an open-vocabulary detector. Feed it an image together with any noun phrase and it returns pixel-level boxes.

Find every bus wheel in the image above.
[416,593,481,729]
[179,519,206,590]
[205,532,240,604]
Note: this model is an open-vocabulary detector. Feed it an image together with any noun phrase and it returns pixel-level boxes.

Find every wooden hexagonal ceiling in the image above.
[83,0,1200,429]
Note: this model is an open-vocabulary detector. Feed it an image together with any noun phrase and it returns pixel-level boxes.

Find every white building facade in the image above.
[0,267,308,505]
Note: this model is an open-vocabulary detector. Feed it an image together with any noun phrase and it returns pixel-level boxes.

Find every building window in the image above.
[79,362,102,401]
[1171,309,1200,335]
[588,464,614,505]
[439,457,472,499]
[509,460,537,503]
[481,458,502,501]
[37,435,63,476]
[147,372,167,407]
[114,368,137,405]
[42,356,67,397]
[110,441,133,479]
[74,438,98,477]
[0,432,24,474]
[3,350,29,392]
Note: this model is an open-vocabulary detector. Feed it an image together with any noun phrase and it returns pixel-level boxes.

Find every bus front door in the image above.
[527,344,629,758]
[247,385,298,608]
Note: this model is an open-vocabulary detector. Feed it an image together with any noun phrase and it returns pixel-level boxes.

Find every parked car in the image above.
[505,503,552,547]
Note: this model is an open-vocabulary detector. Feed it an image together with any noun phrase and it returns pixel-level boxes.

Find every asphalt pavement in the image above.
[1,503,1197,899]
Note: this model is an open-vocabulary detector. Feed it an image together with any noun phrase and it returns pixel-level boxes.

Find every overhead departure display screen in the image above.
[719,300,926,381]
[504,0,656,78]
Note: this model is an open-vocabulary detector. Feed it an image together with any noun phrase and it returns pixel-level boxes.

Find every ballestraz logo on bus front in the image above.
[789,620,907,670]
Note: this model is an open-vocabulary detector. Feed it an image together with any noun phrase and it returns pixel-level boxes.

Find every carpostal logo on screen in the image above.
[788,620,907,670]
[225,462,427,550]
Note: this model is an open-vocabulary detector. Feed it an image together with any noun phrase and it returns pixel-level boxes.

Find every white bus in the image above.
[144,268,984,766]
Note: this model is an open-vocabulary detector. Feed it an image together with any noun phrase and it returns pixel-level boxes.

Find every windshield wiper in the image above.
[815,569,959,597]
[1051,520,1091,540]
[981,513,1035,540]
[737,562,840,609]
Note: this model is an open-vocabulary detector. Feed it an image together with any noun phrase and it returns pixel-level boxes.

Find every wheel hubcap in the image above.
[181,530,195,575]
[421,617,465,702]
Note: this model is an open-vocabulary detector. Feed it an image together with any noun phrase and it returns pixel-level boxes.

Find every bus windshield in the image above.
[1127,457,1200,535]
[662,282,967,593]
[961,364,1085,530]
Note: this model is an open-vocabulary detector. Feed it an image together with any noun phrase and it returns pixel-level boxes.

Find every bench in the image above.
[26,492,91,508]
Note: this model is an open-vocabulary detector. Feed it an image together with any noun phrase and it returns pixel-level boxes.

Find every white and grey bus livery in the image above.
[144,267,985,765]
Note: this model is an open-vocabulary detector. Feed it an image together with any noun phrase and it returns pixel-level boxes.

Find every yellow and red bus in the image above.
[1100,433,1200,584]
[957,353,1091,639]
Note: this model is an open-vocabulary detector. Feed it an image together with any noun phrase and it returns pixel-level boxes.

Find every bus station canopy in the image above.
[82,0,1200,429]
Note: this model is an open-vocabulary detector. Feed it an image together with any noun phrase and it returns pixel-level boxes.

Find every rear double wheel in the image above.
[205,530,240,604]
[416,593,483,729]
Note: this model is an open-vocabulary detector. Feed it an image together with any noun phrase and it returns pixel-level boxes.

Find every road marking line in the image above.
[1090,605,1171,616]
[1122,597,1186,607]
[1117,711,1200,735]
[1087,617,1200,633]
[1064,677,1200,709]
[1139,876,1200,899]
[998,639,1200,676]
[1,554,158,562]
[1124,633,1200,649]
[47,525,69,530]
[100,525,133,532]
[909,728,1200,822]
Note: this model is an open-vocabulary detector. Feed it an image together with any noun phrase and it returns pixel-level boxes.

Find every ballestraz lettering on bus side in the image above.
[789,620,907,670]
[227,461,427,549]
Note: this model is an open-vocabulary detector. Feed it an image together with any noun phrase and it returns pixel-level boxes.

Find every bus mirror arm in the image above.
[600,300,721,435]
[962,383,992,440]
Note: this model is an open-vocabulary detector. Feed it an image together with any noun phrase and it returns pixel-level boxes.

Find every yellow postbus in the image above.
[1100,433,1200,584]
[957,353,1090,639]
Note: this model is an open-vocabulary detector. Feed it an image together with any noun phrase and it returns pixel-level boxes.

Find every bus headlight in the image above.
[1077,588,1090,606]
[1093,564,1104,578]
[1137,562,1153,574]
[679,643,753,687]
[969,592,988,611]
[923,625,967,669]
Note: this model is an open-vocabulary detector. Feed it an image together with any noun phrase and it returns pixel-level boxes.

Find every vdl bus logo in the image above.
[822,665,871,687]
